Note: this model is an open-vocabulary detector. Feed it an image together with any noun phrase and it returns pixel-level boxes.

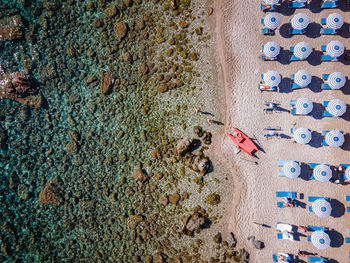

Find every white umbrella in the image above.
[312,199,332,218]
[326,40,344,58]
[263,0,280,4]
[264,41,280,58]
[325,130,345,148]
[264,13,281,30]
[291,13,310,30]
[293,128,311,144]
[313,164,332,182]
[294,41,312,60]
[263,70,281,86]
[328,72,346,90]
[295,70,311,87]
[326,99,346,117]
[311,231,330,250]
[345,166,350,180]
[296,97,313,115]
[326,13,344,30]
[283,161,301,178]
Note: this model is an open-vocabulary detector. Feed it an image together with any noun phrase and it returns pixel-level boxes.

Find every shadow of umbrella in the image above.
[328,229,344,248]
[329,199,345,218]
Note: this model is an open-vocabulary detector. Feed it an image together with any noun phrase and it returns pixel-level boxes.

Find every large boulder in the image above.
[133,168,148,183]
[181,207,208,236]
[100,71,114,95]
[38,183,62,205]
[174,137,193,156]
[227,232,237,248]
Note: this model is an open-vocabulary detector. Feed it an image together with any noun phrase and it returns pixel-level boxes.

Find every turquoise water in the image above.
[0,0,218,262]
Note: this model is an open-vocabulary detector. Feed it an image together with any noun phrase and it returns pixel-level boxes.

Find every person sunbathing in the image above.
[258,54,275,61]
[261,3,272,12]
[282,197,295,208]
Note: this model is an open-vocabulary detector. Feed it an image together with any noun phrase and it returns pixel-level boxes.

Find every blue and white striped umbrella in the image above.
[263,70,281,86]
[312,198,332,218]
[295,70,311,87]
[326,13,344,30]
[264,41,280,58]
[294,42,312,60]
[328,72,346,90]
[326,40,344,58]
[293,128,311,144]
[291,13,310,30]
[282,161,301,179]
[326,99,346,117]
[263,0,280,4]
[345,166,350,181]
[264,13,281,30]
[314,164,332,182]
[325,130,345,148]
[311,231,330,250]
[296,97,313,115]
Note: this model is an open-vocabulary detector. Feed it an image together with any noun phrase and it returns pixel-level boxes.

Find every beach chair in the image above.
[347,207,350,212]
[290,100,297,106]
[321,45,340,61]
[320,18,338,34]
[321,74,332,90]
[277,202,284,208]
[307,235,311,241]
[261,27,274,35]
[321,0,339,9]
[346,237,350,243]
[276,191,297,198]
[288,1,306,8]
[307,225,328,232]
[307,256,327,262]
[260,4,277,11]
[289,46,302,61]
[277,160,288,166]
[289,28,307,35]
[322,101,333,117]
[308,196,329,202]
[278,170,285,176]
[308,206,313,212]
[272,253,292,261]
[290,109,296,115]
[289,76,304,89]
[258,84,277,92]
[346,195,350,202]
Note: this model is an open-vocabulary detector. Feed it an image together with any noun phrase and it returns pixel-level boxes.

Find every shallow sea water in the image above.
[0,0,225,262]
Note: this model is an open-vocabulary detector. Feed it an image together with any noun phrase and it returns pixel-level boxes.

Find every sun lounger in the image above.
[307,235,311,242]
[320,18,327,25]
[307,226,328,232]
[291,83,304,89]
[260,4,277,11]
[308,206,313,212]
[273,253,292,262]
[290,109,296,115]
[320,28,337,35]
[322,74,329,80]
[307,256,327,262]
[288,1,306,8]
[308,196,329,202]
[346,195,350,201]
[321,84,332,90]
[278,170,286,176]
[322,140,328,146]
[276,222,292,232]
[277,202,284,208]
[322,111,333,117]
[321,55,339,62]
[277,160,288,166]
[261,27,274,35]
[258,84,277,91]
[290,28,307,35]
[290,100,296,106]
[346,237,350,243]
[346,207,350,212]
[276,191,297,198]
[309,174,315,180]
[290,55,303,61]
[321,0,339,8]
[277,232,294,241]
[323,101,329,107]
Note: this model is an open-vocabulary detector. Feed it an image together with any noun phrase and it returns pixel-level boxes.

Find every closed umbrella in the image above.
[313,164,332,182]
[326,40,344,58]
[296,97,313,115]
[291,13,310,30]
[326,99,346,117]
[282,161,301,179]
[312,199,332,218]
[264,41,280,58]
[295,70,311,87]
[325,130,345,148]
[263,70,281,86]
[264,13,281,30]
[311,231,330,250]
[293,128,311,144]
[328,72,346,90]
[263,0,280,4]
[345,166,350,181]
[326,13,343,30]
[294,41,312,60]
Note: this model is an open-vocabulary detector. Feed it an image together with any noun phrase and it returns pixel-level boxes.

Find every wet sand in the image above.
[215,0,350,262]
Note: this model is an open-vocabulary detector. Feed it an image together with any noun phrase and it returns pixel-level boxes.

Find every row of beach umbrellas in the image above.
[264,40,345,59]
[291,97,346,116]
[293,128,344,147]
[264,12,344,30]
[264,70,346,89]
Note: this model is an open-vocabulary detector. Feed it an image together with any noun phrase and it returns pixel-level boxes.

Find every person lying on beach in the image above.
[282,197,295,208]
[298,225,307,232]
[261,3,272,12]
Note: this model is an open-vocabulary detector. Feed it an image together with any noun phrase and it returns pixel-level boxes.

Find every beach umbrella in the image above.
[296,97,313,115]
[345,166,350,180]
[282,161,301,179]
[263,41,280,58]
[263,0,280,4]
[312,199,332,218]
[326,13,344,30]
[294,41,312,60]
[294,70,311,87]
[328,72,346,90]
[326,40,344,58]
[293,128,311,144]
[263,70,281,86]
[311,231,330,250]
[313,164,332,182]
[291,13,310,30]
[325,130,345,148]
[264,13,281,30]
[326,99,346,117]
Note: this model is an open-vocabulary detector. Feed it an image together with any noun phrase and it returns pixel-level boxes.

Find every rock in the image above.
[65,141,78,154]
[182,208,208,236]
[159,195,168,205]
[192,156,210,174]
[213,232,222,244]
[169,193,180,204]
[136,19,145,30]
[227,232,237,248]
[123,52,132,64]
[174,138,193,156]
[127,215,143,228]
[247,236,264,250]
[100,71,114,95]
[205,193,221,205]
[38,183,61,205]
[179,21,188,28]
[151,148,162,160]
[153,252,164,263]
[158,83,168,93]
[92,18,103,28]
[104,5,117,18]
[139,62,148,75]
[0,26,23,40]
[168,0,179,10]
[114,21,128,39]
[133,168,148,183]
[195,27,203,35]
[237,248,249,261]
[154,172,163,180]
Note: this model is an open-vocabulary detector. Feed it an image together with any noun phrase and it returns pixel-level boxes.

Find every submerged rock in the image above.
[0,15,24,41]
[38,183,62,205]
[133,168,148,183]
[100,71,114,95]
[174,138,193,156]
[114,21,128,39]
[205,193,221,205]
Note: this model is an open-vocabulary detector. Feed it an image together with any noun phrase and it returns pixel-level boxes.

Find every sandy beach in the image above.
[215,0,350,262]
